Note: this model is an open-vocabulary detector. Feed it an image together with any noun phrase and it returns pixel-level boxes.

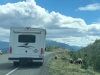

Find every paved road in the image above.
[0,52,54,75]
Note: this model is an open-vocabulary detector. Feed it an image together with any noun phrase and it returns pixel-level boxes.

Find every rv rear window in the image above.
[18,35,36,43]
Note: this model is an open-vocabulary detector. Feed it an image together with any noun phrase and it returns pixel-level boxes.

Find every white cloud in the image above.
[47,36,100,47]
[0,27,10,42]
[0,0,100,47]
[77,3,100,11]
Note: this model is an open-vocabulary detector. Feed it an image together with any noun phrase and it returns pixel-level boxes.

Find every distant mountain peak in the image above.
[46,40,82,50]
[0,40,82,52]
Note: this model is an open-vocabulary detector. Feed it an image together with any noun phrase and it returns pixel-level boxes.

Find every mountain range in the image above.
[46,40,82,50]
[0,40,82,52]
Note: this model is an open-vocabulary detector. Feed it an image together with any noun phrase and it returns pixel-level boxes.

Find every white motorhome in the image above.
[8,27,46,66]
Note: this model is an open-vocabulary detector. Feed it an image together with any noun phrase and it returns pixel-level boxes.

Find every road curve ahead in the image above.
[0,52,54,75]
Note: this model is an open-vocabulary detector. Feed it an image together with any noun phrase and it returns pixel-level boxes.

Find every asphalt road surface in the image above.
[0,52,54,75]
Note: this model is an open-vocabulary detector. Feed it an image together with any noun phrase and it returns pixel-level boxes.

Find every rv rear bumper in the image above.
[8,58,44,62]
[8,58,43,60]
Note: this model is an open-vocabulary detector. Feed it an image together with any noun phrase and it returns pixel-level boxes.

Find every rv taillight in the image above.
[40,48,43,54]
[10,46,12,54]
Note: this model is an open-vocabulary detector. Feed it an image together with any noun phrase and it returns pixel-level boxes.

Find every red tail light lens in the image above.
[10,46,12,54]
[40,48,43,54]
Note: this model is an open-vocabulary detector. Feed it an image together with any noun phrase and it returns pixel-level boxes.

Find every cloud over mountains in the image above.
[0,0,100,46]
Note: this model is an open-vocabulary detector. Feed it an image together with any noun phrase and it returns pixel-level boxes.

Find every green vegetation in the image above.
[45,46,62,52]
[68,39,100,72]
[48,39,100,75]
[48,51,100,75]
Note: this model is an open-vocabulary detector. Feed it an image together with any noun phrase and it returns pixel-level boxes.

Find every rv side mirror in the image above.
[45,48,46,51]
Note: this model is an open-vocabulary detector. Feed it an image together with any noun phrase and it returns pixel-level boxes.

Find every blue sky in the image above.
[0,0,100,46]
[35,0,100,24]
[0,0,23,4]
[0,0,99,24]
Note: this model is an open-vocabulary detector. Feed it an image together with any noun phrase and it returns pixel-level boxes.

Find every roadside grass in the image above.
[48,51,100,75]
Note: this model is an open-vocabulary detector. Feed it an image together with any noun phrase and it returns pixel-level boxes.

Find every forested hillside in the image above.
[69,39,100,72]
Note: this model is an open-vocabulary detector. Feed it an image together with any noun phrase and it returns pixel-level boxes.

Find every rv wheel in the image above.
[39,62,43,66]
[13,62,20,66]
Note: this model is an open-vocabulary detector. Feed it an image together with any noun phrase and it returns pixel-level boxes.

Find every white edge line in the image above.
[5,67,19,75]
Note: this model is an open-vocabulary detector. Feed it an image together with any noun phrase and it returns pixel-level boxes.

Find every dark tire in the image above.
[39,62,43,66]
[13,62,20,66]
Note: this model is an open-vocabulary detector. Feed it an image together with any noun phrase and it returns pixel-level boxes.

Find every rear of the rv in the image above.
[8,27,46,66]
